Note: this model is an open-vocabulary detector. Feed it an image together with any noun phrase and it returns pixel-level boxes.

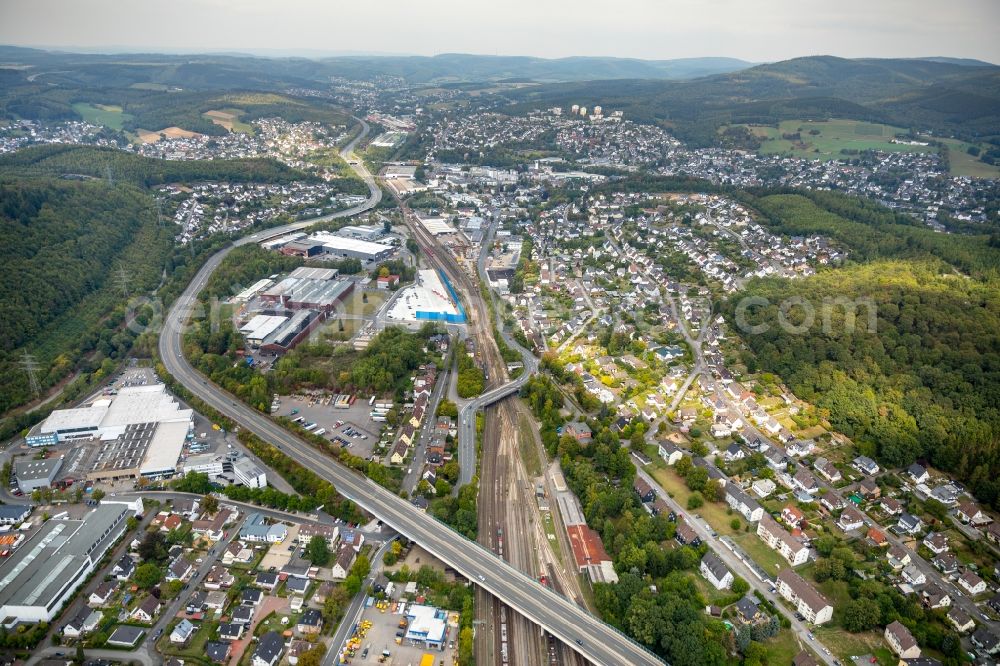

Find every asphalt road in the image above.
[635,467,836,666]
[322,539,396,666]
[156,124,661,665]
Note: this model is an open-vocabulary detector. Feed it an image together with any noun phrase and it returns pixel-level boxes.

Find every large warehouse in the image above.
[0,502,136,622]
[26,385,193,481]
[28,384,192,446]
[259,276,354,312]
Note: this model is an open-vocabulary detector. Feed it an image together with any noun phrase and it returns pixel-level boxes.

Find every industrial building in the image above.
[415,215,455,236]
[259,276,353,312]
[385,270,466,325]
[13,458,63,493]
[0,502,137,622]
[28,384,192,446]
[278,231,394,263]
[26,385,193,481]
[336,224,384,241]
[182,453,268,489]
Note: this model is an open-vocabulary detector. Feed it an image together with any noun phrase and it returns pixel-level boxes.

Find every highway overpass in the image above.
[156,121,662,666]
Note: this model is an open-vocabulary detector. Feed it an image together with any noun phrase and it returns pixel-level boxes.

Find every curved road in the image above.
[157,120,662,666]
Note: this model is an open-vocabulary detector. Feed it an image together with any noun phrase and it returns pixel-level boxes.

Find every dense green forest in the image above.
[729,191,1000,509]
[0,74,351,136]
[0,144,311,187]
[506,56,1000,146]
[0,176,172,413]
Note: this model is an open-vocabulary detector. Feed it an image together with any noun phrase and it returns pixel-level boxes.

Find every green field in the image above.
[936,137,1000,178]
[72,102,133,130]
[741,119,935,161]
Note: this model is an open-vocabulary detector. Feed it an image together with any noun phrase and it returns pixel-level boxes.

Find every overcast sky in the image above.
[2,0,998,63]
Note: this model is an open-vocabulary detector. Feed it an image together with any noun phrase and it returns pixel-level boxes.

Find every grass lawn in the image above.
[936,137,1000,178]
[73,102,132,130]
[815,626,893,664]
[764,627,809,665]
[541,510,564,565]
[518,413,542,477]
[161,620,218,661]
[648,467,738,536]
[747,119,934,161]
[730,532,786,578]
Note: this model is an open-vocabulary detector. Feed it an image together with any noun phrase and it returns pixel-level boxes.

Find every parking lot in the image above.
[351,599,457,666]
[273,394,387,458]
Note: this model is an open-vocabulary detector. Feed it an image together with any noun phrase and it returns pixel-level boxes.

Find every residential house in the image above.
[887,545,911,570]
[723,443,745,463]
[131,596,161,623]
[241,588,264,606]
[781,505,804,529]
[658,441,682,466]
[946,607,975,633]
[853,456,880,476]
[331,543,357,580]
[957,501,991,526]
[859,479,881,499]
[166,557,193,582]
[902,564,926,586]
[972,627,1000,655]
[219,622,245,641]
[296,609,323,635]
[170,619,195,644]
[776,569,833,625]
[256,571,279,591]
[838,507,865,532]
[63,608,101,639]
[206,641,232,664]
[907,464,929,484]
[923,532,949,555]
[752,478,776,498]
[203,565,234,590]
[675,520,701,547]
[880,497,903,516]
[866,527,888,547]
[959,570,987,596]
[107,626,144,648]
[223,542,254,565]
[897,513,923,535]
[735,597,764,625]
[252,631,285,666]
[757,515,809,566]
[885,620,921,659]
[563,421,592,443]
[633,477,656,503]
[814,458,841,483]
[921,584,952,610]
[89,580,118,607]
[933,552,960,575]
[820,491,845,512]
[699,552,733,590]
[111,554,136,580]
[232,605,255,625]
[792,468,819,495]
[725,485,764,523]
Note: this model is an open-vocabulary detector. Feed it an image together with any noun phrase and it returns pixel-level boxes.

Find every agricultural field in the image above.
[936,137,1000,178]
[72,102,132,130]
[137,126,202,143]
[203,108,255,133]
[740,119,935,160]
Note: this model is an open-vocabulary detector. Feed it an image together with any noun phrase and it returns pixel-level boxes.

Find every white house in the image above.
[699,552,733,590]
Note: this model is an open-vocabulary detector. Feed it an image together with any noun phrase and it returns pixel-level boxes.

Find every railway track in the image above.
[393,184,588,666]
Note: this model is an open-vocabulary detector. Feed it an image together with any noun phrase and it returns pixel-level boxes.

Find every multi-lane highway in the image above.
[157,121,663,666]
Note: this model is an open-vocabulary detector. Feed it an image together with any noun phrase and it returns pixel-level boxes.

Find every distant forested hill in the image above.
[0,45,752,85]
[506,56,1000,145]
[727,191,1000,509]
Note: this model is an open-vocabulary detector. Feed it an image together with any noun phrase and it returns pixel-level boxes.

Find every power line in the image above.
[19,351,41,397]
